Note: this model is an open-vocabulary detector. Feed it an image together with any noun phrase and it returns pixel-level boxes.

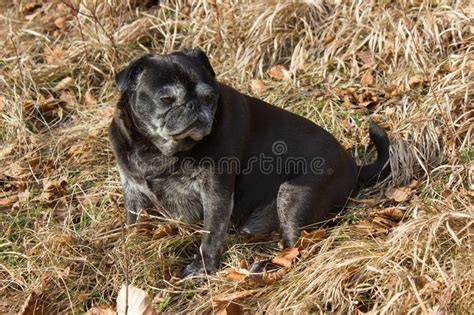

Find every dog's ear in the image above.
[181,48,215,77]
[115,54,153,92]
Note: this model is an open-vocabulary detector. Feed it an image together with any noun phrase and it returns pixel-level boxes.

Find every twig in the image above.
[61,0,119,66]
[9,36,25,84]
[71,0,86,42]
[111,196,129,315]
[401,13,458,146]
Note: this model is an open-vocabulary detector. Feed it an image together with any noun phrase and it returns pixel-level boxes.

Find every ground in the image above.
[0,0,473,313]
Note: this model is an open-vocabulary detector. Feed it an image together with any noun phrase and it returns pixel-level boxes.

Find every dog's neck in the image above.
[150,136,198,156]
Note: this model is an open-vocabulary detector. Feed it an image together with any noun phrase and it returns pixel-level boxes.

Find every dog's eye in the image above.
[160,96,175,105]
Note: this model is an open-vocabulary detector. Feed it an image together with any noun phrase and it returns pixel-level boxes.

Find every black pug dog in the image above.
[109,48,390,277]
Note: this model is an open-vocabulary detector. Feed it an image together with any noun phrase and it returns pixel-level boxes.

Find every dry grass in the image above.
[1,0,473,313]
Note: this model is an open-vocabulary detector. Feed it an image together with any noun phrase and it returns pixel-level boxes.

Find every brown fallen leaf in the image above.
[239,259,249,270]
[343,95,353,109]
[0,193,19,210]
[271,247,299,269]
[117,284,157,315]
[67,141,90,158]
[132,216,157,236]
[54,17,66,29]
[226,268,248,282]
[358,101,377,108]
[65,143,95,165]
[357,51,375,65]
[372,216,398,229]
[385,186,412,202]
[181,5,191,15]
[81,90,97,106]
[245,232,270,243]
[369,207,404,222]
[43,177,67,193]
[343,143,354,150]
[97,106,115,117]
[21,2,42,14]
[269,65,289,80]
[21,97,35,113]
[38,96,63,112]
[407,179,419,189]
[215,302,243,315]
[84,305,116,315]
[250,79,266,95]
[88,129,101,137]
[60,90,76,106]
[53,77,74,92]
[296,229,325,250]
[227,259,289,286]
[4,162,31,179]
[18,291,47,315]
[213,289,258,304]
[361,62,376,71]
[300,77,312,87]
[0,94,5,112]
[361,70,374,86]
[416,275,443,294]
[248,268,287,285]
[152,224,175,240]
[39,177,68,201]
[44,45,65,64]
[322,34,336,45]
[408,74,425,88]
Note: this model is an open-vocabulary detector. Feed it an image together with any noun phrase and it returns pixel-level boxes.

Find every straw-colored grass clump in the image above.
[0,0,472,313]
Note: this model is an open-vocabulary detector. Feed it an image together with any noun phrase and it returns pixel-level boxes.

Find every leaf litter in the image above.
[1,0,472,313]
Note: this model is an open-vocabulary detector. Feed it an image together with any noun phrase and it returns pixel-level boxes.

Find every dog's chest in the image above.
[150,175,203,223]
[130,149,204,222]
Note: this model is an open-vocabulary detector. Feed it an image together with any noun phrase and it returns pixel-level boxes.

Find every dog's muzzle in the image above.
[164,104,214,141]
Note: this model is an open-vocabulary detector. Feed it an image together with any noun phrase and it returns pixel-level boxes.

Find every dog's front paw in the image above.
[182,261,204,278]
[182,257,216,278]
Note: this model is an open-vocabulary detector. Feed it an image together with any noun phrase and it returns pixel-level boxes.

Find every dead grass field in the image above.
[0,0,473,313]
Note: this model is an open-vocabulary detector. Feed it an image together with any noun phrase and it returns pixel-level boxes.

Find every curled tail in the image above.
[357,121,391,186]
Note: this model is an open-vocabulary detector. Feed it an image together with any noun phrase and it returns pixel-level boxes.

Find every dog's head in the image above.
[115,48,218,154]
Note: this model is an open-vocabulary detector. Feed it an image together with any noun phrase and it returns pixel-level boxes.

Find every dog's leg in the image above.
[120,174,153,225]
[239,200,279,235]
[183,175,234,277]
[276,176,330,247]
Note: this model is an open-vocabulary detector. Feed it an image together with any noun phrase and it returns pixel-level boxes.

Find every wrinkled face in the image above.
[116,50,218,152]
